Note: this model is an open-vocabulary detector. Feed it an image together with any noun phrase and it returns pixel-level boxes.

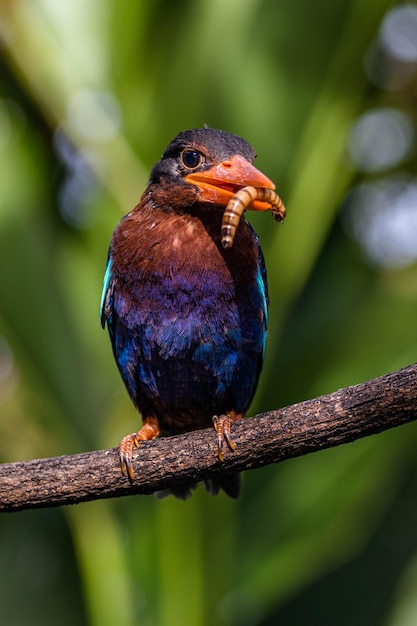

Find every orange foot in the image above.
[119,416,160,480]
[212,411,242,461]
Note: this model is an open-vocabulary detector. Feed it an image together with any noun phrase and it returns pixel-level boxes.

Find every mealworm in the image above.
[221,187,286,248]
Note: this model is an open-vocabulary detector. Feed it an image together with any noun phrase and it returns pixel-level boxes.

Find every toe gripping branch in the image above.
[212,411,242,461]
[119,411,241,480]
[119,416,160,480]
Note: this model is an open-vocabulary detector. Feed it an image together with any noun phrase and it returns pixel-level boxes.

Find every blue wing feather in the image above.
[250,224,269,360]
[100,256,113,330]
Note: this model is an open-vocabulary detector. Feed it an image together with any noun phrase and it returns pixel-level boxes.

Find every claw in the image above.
[118,416,160,480]
[212,412,242,461]
[119,433,138,479]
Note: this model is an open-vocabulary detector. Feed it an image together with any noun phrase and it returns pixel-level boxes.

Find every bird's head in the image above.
[149,127,275,212]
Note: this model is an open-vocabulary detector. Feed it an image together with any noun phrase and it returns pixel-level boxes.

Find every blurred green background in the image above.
[1,1,417,624]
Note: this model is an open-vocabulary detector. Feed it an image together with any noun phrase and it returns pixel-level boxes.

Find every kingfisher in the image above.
[101,127,280,498]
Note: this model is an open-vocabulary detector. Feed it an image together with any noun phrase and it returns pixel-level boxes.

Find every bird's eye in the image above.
[181,149,203,169]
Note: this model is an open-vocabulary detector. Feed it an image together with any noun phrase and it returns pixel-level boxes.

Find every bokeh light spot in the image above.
[53,128,101,228]
[347,108,414,173]
[342,175,417,269]
[381,4,417,63]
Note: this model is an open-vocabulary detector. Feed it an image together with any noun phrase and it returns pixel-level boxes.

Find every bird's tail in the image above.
[204,473,241,498]
[155,473,241,500]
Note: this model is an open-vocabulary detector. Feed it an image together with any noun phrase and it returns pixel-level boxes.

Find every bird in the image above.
[100,127,278,498]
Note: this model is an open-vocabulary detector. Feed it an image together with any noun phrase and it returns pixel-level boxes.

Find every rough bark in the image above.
[1,363,416,512]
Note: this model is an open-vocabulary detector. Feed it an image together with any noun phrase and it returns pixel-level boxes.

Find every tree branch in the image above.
[1,363,417,512]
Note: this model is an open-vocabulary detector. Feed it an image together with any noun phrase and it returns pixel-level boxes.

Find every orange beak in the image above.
[185,154,275,211]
